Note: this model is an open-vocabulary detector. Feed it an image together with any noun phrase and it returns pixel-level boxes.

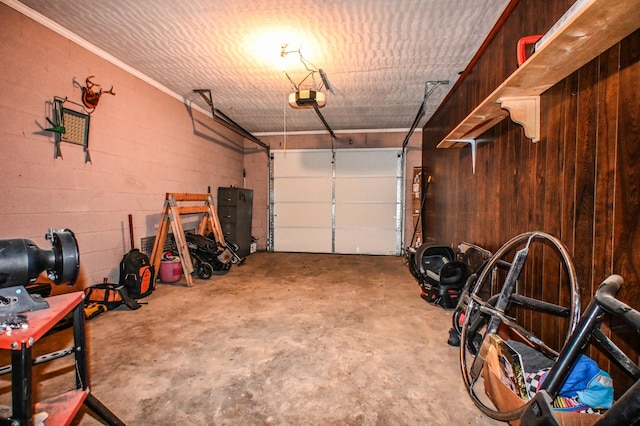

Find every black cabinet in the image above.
[217,187,253,257]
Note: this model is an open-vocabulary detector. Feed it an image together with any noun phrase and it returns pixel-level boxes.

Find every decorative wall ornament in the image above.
[78,76,115,111]
[44,76,114,163]
[46,96,91,163]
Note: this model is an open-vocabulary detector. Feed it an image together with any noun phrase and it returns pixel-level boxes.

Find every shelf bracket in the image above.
[446,139,489,174]
[498,96,540,142]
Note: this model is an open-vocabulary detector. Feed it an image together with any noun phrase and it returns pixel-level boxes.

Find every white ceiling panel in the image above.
[7,0,510,134]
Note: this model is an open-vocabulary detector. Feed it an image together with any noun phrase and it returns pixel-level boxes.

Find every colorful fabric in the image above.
[524,354,614,411]
[525,368,549,399]
[557,354,601,397]
[576,370,614,409]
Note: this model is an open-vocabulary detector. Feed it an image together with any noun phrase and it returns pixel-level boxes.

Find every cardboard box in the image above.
[483,345,601,426]
[488,335,528,400]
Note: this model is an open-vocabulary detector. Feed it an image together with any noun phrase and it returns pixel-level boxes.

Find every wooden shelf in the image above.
[438,0,640,148]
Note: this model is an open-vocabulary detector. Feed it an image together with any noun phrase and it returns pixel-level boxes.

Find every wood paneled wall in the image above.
[422,0,640,396]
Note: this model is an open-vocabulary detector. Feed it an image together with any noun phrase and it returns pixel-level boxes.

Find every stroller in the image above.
[184,232,243,279]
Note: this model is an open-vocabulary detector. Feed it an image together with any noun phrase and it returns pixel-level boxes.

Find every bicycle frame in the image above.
[521,274,640,425]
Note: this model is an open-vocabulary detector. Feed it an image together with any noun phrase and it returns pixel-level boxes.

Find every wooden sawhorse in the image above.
[150,193,229,287]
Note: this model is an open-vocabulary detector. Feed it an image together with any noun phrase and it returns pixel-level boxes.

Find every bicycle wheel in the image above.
[459,232,580,421]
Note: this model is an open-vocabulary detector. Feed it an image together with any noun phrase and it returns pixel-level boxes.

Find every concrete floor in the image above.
[1,252,502,425]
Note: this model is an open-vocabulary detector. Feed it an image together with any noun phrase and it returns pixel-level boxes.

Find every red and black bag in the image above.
[119,249,156,299]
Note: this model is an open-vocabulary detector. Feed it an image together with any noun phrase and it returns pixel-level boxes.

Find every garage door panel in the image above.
[272,148,402,255]
[335,177,397,202]
[273,150,333,177]
[274,228,332,253]
[274,203,331,227]
[274,178,332,203]
[336,150,401,177]
[335,203,397,228]
[335,228,398,255]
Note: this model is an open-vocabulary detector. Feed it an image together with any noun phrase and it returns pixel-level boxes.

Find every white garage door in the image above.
[271,148,403,255]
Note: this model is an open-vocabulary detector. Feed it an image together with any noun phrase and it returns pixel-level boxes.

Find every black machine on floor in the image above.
[0,228,79,313]
[405,172,470,308]
[184,232,243,279]
[408,244,469,309]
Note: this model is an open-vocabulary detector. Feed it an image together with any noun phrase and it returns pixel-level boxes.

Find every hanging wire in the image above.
[281,45,336,139]
[283,91,287,152]
[281,46,333,93]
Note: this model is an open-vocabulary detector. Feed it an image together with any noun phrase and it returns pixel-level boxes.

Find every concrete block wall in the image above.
[242,142,270,251]
[0,4,245,289]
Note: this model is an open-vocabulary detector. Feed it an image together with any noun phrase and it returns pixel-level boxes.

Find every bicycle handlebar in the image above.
[595,274,640,333]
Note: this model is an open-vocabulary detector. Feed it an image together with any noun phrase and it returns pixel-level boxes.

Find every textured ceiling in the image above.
[10,0,510,135]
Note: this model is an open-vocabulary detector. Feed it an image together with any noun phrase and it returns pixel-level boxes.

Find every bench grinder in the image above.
[0,229,79,313]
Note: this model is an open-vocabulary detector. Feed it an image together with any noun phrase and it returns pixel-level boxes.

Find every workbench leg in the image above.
[84,393,126,426]
[73,301,88,390]
[11,344,33,424]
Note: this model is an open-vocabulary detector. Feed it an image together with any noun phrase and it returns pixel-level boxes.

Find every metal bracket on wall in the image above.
[193,89,270,153]
[446,139,490,174]
[402,80,449,150]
